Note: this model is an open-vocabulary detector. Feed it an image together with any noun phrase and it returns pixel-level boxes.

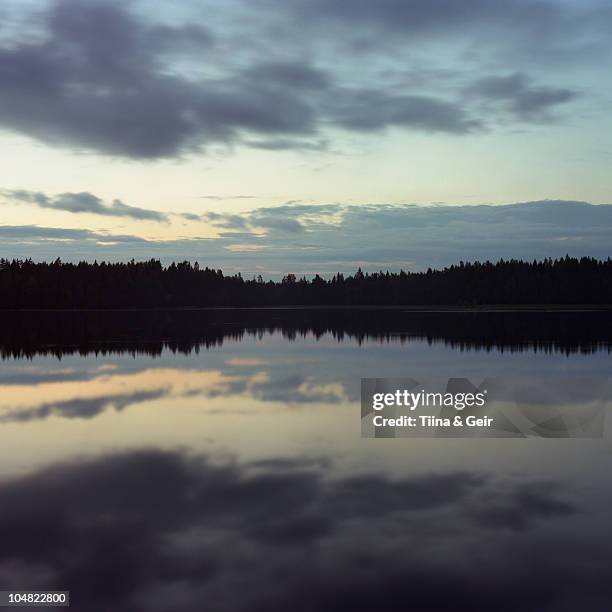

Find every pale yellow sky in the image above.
[1,119,609,242]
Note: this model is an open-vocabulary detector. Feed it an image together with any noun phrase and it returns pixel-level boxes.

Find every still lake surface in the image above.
[1,309,611,611]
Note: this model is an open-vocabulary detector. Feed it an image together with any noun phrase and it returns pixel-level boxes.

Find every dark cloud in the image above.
[0,1,317,158]
[330,90,481,133]
[3,189,168,221]
[277,0,561,34]
[0,449,596,611]
[467,73,577,120]
[203,203,339,235]
[249,214,305,234]
[216,231,263,240]
[242,62,331,90]
[0,0,605,166]
[202,211,250,230]
[272,0,611,61]
[0,225,95,240]
[4,0,579,158]
[179,213,203,222]
[202,209,304,233]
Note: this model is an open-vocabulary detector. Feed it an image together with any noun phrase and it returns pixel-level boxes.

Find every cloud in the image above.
[3,189,168,221]
[246,138,330,151]
[329,90,481,133]
[241,62,331,90]
[467,73,577,121]
[199,199,612,269]
[249,213,305,234]
[179,213,203,222]
[0,0,592,159]
[0,225,96,240]
[278,0,558,33]
[273,0,611,55]
[0,2,317,158]
[2,200,612,274]
[203,203,341,235]
[202,211,250,229]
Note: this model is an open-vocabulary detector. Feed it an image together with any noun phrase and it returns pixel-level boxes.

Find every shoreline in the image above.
[2,304,612,313]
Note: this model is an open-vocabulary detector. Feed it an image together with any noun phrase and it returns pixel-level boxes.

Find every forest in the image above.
[0,256,611,309]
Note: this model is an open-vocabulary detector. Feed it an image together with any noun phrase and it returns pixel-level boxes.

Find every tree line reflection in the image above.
[1,308,611,359]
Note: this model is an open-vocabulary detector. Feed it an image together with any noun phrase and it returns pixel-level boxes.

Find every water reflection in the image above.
[0,449,606,612]
[1,308,612,358]
[0,310,611,610]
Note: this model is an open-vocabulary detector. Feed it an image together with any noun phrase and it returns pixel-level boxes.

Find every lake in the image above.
[0,309,611,611]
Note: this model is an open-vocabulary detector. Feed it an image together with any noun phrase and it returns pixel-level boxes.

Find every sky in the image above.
[0,0,611,276]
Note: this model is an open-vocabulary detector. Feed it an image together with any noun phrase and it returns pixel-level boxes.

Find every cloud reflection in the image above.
[0,366,347,423]
[0,449,594,611]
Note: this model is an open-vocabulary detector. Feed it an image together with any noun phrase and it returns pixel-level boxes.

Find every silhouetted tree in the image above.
[1,256,611,309]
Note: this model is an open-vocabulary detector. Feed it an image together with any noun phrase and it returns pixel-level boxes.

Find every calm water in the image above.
[1,309,611,611]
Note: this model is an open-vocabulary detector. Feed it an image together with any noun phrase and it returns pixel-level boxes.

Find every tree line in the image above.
[0,256,611,308]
